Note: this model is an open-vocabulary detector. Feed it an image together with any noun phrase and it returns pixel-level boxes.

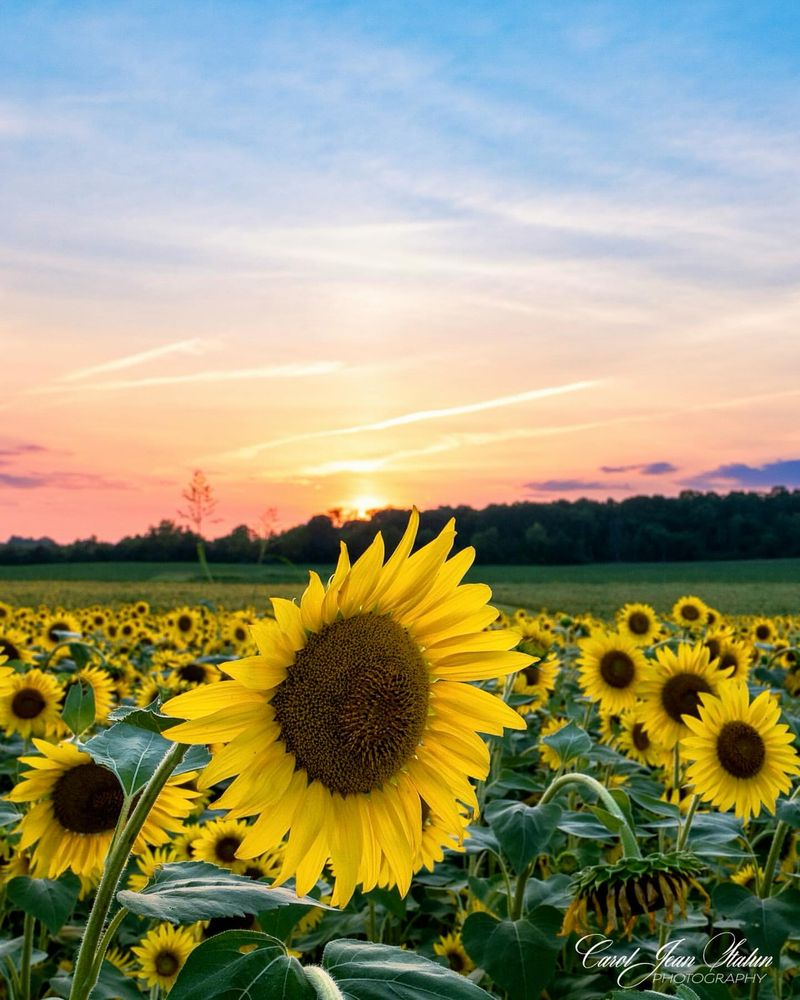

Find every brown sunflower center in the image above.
[705,638,721,661]
[0,639,21,661]
[716,721,766,778]
[272,612,429,796]
[11,688,46,719]
[632,722,650,751]
[599,651,636,689]
[446,950,465,972]
[154,952,180,977]
[660,673,712,723]
[48,622,71,643]
[178,662,207,683]
[755,625,771,641]
[177,615,193,633]
[680,604,701,622]
[718,651,739,675]
[215,836,241,863]
[628,612,650,636]
[52,762,125,834]
[522,663,541,686]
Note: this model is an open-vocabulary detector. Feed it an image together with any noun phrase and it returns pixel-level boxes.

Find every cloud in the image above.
[524,479,612,493]
[0,443,50,458]
[681,459,800,490]
[222,380,600,460]
[600,461,677,475]
[57,338,217,382]
[0,471,130,490]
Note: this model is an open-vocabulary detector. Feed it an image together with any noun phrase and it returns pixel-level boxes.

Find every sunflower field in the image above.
[0,512,799,1000]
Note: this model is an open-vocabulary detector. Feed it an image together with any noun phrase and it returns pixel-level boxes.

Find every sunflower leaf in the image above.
[321,938,494,999]
[116,861,332,923]
[712,883,800,962]
[61,679,95,736]
[485,801,562,872]
[541,720,592,763]
[6,873,81,934]
[108,701,183,733]
[461,911,561,1000]
[83,723,172,796]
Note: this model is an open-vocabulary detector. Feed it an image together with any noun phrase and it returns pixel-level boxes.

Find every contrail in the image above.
[57,338,215,382]
[224,380,600,460]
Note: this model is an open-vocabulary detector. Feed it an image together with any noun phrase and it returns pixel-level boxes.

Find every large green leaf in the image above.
[0,798,20,828]
[321,939,493,999]
[6,873,80,933]
[484,801,562,872]
[62,679,96,736]
[713,883,800,962]
[540,720,592,763]
[117,861,330,922]
[83,725,208,795]
[462,910,562,1000]
[168,931,313,1000]
[108,701,184,733]
[0,935,49,969]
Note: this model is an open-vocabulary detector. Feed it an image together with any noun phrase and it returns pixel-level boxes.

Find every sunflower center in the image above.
[628,612,650,636]
[680,604,701,622]
[272,612,430,795]
[755,625,770,641]
[705,638,721,661]
[599,651,635,688]
[52,762,125,834]
[179,662,207,683]
[522,664,541,686]
[716,721,766,778]
[718,652,739,675]
[632,722,650,751]
[660,673,712,723]
[446,950,465,972]
[177,615,193,633]
[155,952,180,977]
[0,639,21,661]
[11,688,46,719]
[215,836,241,863]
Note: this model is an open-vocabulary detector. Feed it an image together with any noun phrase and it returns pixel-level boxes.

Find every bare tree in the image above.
[251,506,278,564]
[178,470,219,582]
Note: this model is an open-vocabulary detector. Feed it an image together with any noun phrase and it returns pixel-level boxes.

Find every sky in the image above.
[2,1,800,541]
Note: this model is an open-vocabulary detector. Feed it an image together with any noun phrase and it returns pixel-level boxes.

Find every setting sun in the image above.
[346,494,388,520]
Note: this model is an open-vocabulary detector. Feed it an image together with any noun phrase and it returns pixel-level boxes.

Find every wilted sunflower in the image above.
[163,509,528,906]
[639,642,728,749]
[434,931,474,975]
[132,924,197,991]
[672,595,708,631]
[0,668,64,739]
[577,632,646,713]
[681,681,800,823]
[562,852,703,938]
[616,603,660,645]
[8,739,200,879]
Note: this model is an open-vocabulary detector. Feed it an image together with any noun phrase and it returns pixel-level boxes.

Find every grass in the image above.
[1,558,798,616]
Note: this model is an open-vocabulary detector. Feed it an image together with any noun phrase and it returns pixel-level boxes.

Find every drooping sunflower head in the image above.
[163,509,529,906]
[561,851,704,939]
[639,642,727,748]
[577,631,646,713]
[681,681,800,823]
[672,595,708,631]
[0,668,64,739]
[616,603,660,645]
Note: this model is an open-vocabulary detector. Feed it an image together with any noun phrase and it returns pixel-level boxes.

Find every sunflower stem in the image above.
[510,862,533,920]
[19,911,34,1000]
[41,638,109,671]
[539,773,641,859]
[676,793,699,851]
[305,965,345,999]
[68,742,187,1000]
[87,906,129,987]
[759,820,789,898]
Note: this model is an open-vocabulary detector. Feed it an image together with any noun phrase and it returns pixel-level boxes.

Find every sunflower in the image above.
[40,612,81,650]
[0,628,33,665]
[64,665,116,722]
[163,509,528,907]
[171,608,200,645]
[730,863,762,890]
[434,931,474,975]
[616,603,660,645]
[127,846,177,892]
[639,642,728,749]
[0,668,64,739]
[715,639,753,682]
[105,947,135,975]
[539,717,569,770]
[192,817,252,873]
[672,596,708,631]
[617,709,669,768]
[681,681,800,823]
[577,632,646,713]
[8,739,200,879]
[512,652,558,714]
[132,924,197,991]
[751,618,777,644]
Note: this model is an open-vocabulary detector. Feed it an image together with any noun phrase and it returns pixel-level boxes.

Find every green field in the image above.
[0,559,797,616]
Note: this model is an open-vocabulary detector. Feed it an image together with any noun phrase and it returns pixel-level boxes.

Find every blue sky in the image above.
[2,2,799,539]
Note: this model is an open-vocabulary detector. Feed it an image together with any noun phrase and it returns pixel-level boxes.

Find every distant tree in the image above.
[178,470,219,581]
[252,506,279,564]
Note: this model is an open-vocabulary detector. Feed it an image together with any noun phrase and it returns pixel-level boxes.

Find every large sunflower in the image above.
[8,739,200,879]
[639,642,728,749]
[0,668,64,739]
[163,510,528,906]
[681,681,800,823]
[576,632,646,713]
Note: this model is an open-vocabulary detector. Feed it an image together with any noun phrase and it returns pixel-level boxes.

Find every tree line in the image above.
[2,488,800,566]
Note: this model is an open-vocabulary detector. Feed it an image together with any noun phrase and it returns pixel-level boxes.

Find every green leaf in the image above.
[540,720,592,763]
[713,883,800,962]
[322,939,493,999]
[62,679,95,736]
[609,787,636,831]
[0,798,20,827]
[0,935,48,968]
[484,801,562,872]
[589,805,625,835]
[462,910,562,1000]
[117,861,331,923]
[557,811,613,840]
[68,642,92,669]
[6,873,80,933]
[83,723,172,796]
[776,798,800,827]
[168,931,313,1000]
[108,701,183,733]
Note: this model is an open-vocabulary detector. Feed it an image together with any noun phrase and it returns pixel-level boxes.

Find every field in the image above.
[1,557,798,615]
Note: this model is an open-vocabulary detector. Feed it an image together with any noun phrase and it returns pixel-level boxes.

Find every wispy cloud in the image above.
[600,461,677,475]
[525,478,618,493]
[224,381,600,460]
[0,443,51,458]
[681,459,800,490]
[0,471,130,490]
[57,338,217,382]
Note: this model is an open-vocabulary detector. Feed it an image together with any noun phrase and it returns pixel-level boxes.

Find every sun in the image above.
[348,494,387,519]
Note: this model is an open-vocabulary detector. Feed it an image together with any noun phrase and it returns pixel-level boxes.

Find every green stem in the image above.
[510,863,533,920]
[759,820,788,898]
[19,912,34,1000]
[366,899,376,943]
[676,794,699,851]
[305,966,345,999]
[196,540,214,583]
[42,638,109,671]
[69,743,188,1000]
[539,773,641,858]
[3,956,22,999]
[88,906,128,986]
